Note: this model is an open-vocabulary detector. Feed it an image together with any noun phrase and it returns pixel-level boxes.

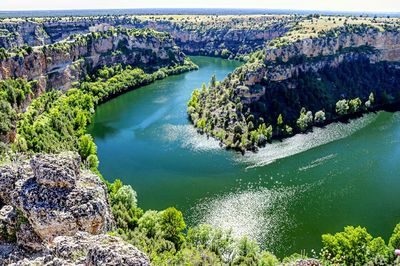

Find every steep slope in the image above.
[188,25,400,152]
[0,27,186,91]
[0,15,294,58]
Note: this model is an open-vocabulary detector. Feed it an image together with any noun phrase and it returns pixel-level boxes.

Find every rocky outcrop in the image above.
[0,21,50,49]
[0,152,113,246]
[0,28,186,91]
[265,27,400,63]
[2,232,150,265]
[0,152,150,265]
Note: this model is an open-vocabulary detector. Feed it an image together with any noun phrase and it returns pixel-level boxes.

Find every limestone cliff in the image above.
[0,16,291,59]
[0,28,186,91]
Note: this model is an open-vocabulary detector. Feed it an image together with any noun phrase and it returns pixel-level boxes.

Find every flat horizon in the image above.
[0,8,399,16]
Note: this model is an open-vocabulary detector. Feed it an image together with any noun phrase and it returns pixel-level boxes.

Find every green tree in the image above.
[86,154,99,170]
[389,223,400,249]
[314,110,326,124]
[111,185,142,230]
[365,92,375,109]
[78,134,97,160]
[221,49,231,59]
[349,98,362,113]
[187,224,235,263]
[297,108,313,132]
[259,251,280,266]
[159,207,186,249]
[277,114,283,127]
[336,99,349,115]
[232,236,260,265]
[138,210,160,238]
[210,74,217,88]
[112,185,138,209]
[369,92,375,104]
[321,226,389,265]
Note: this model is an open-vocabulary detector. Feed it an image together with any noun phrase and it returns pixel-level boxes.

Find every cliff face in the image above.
[0,21,50,49]
[0,16,290,58]
[0,152,150,265]
[135,21,288,58]
[0,28,185,91]
[265,28,400,63]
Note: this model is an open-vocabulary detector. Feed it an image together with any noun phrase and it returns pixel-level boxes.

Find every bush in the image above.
[321,226,389,265]
[389,223,400,249]
[336,99,349,115]
[297,108,313,132]
[159,207,186,249]
[78,134,97,160]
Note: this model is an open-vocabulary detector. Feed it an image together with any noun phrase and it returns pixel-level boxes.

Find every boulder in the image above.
[30,152,80,189]
[0,152,114,243]
[51,232,150,266]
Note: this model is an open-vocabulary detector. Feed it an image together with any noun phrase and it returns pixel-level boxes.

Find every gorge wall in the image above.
[0,16,291,58]
[0,28,186,91]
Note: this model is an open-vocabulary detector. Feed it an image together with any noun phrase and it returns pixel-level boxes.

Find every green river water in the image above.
[88,56,400,258]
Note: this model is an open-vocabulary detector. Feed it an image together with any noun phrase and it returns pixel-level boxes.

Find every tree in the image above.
[277,114,283,127]
[336,99,349,115]
[321,226,389,265]
[257,123,272,145]
[365,92,375,109]
[78,134,97,161]
[349,98,362,113]
[159,207,186,249]
[86,154,99,170]
[297,108,313,132]
[210,74,217,88]
[369,92,375,104]
[232,236,260,265]
[110,184,142,230]
[196,118,207,132]
[259,251,280,266]
[389,223,400,249]
[138,210,160,238]
[221,49,231,59]
[187,224,235,263]
[314,110,326,124]
[112,185,138,209]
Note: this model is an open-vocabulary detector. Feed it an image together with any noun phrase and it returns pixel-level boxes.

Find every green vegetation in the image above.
[106,177,400,265]
[321,226,393,265]
[188,55,400,152]
[0,78,34,155]
[14,59,197,159]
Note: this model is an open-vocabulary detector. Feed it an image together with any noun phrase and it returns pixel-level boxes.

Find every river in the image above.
[88,56,400,258]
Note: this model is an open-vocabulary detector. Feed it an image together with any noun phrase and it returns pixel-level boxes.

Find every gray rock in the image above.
[16,223,43,252]
[30,152,80,189]
[0,152,113,243]
[4,232,150,266]
[52,232,150,266]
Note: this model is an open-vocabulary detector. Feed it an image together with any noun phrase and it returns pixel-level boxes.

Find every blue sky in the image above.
[1,0,399,12]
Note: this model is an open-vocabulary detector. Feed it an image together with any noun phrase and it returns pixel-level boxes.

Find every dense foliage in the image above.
[188,56,400,152]
[14,59,197,161]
